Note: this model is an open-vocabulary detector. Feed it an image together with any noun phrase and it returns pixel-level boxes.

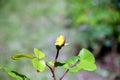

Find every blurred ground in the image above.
[0,0,120,80]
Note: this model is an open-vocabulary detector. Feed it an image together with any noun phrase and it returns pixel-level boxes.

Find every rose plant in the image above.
[0,35,96,80]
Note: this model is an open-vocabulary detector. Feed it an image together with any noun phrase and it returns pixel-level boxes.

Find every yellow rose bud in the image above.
[55,35,65,49]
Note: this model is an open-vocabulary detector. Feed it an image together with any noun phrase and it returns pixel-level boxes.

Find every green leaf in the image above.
[69,48,96,72]
[78,48,96,71]
[47,61,54,67]
[34,48,45,59]
[2,67,30,80]
[62,64,69,69]
[78,48,95,63]
[11,54,35,60]
[69,64,82,72]
[56,62,65,67]
[53,56,79,69]
[80,61,96,71]
[32,58,46,72]
[65,56,79,65]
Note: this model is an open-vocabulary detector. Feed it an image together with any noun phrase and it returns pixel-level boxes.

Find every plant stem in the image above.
[53,49,60,70]
[46,63,56,80]
[46,49,60,80]
[59,69,69,80]
[59,60,79,80]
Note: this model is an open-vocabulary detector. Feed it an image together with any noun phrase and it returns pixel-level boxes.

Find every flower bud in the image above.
[55,35,65,49]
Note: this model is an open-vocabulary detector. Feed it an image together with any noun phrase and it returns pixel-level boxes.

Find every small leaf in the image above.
[2,67,30,80]
[68,60,82,72]
[69,48,96,72]
[80,61,96,71]
[9,71,30,80]
[65,56,79,65]
[11,54,35,60]
[56,62,65,67]
[47,62,54,67]
[78,48,96,71]
[69,64,82,72]
[32,58,46,72]
[34,48,45,59]
[78,48,95,63]
[61,64,69,69]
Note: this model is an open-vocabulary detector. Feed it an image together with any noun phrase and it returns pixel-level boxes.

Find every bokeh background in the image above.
[0,0,120,80]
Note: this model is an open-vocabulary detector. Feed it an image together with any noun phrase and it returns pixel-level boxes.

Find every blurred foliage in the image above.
[66,0,120,25]
[66,0,120,53]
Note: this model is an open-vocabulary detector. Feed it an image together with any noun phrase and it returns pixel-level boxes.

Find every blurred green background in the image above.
[0,0,120,80]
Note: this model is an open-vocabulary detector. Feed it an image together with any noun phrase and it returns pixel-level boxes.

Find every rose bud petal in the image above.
[55,35,65,49]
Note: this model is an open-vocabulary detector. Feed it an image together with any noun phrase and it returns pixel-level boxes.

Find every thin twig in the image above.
[46,63,56,80]
[53,49,60,70]
[59,60,80,80]
[59,69,69,80]
[46,49,60,80]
